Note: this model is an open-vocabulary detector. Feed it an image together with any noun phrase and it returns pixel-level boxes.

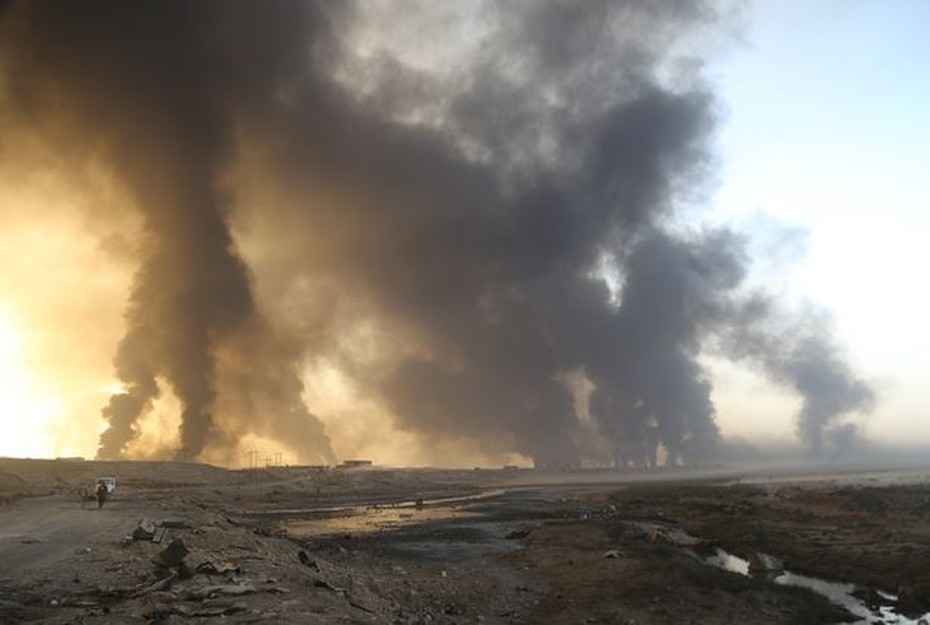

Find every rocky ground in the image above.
[2,458,930,624]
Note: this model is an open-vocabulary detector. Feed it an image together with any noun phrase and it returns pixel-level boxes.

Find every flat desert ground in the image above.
[2,458,930,624]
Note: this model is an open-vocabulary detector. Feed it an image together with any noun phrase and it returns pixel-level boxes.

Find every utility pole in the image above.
[246,449,259,482]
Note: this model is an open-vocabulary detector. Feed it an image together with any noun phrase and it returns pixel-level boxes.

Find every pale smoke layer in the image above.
[0,1,872,465]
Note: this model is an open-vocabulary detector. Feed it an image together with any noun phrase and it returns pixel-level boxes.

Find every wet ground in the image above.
[2,459,930,623]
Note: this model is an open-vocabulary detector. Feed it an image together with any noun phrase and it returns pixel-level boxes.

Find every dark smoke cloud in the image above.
[0,0,873,466]
[587,229,746,467]
[0,1,333,462]
[724,301,876,456]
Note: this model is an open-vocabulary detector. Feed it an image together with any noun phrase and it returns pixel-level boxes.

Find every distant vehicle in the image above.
[95,476,117,495]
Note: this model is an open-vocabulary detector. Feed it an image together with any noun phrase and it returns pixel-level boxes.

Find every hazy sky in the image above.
[0,1,925,465]
[707,0,930,445]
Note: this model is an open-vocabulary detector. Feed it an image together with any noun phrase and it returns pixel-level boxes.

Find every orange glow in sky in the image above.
[0,307,64,458]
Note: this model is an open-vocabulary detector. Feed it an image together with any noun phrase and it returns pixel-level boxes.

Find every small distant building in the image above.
[299,465,330,472]
[340,459,373,469]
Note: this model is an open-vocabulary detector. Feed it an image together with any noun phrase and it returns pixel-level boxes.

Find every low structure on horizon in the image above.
[340,459,373,469]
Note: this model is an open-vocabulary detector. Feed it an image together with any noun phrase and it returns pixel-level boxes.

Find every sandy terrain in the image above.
[2,458,930,624]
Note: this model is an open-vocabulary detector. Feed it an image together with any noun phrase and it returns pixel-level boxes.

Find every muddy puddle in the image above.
[281,489,507,538]
[365,519,525,563]
[282,488,524,568]
[705,548,930,625]
[621,520,930,624]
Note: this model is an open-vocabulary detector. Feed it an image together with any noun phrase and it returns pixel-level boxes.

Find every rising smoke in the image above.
[0,1,873,466]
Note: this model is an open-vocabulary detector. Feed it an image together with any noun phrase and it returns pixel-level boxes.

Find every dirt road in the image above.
[0,496,135,572]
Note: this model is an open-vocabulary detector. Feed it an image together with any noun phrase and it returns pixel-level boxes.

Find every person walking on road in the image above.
[96,482,108,509]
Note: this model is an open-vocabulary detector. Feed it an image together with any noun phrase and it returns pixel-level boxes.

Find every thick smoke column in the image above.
[725,302,876,456]
[586,229,745,467]
[0,1,873,465]
[100,219,253,459]
[0,1,333,462]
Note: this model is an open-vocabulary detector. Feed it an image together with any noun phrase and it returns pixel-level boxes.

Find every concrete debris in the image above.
[297,549,320,571]
[160,519,193,529]
[131,518,168,543]
[153,538,189,569]
[131,518,156,541]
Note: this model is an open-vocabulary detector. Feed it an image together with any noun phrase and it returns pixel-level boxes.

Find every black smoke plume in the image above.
[0,1,873,465]
[724,300,876,457]
[0,1,334,462]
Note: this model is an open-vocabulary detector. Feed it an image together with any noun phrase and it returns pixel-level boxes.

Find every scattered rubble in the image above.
[130,518,157,542]
[3,460,930,624]
[152,538,189,570]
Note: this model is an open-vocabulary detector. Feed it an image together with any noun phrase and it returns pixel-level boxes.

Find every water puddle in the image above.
[392,489,508,509]
[704,548,930,624]
[262,488,506,517]
[281,489,507,538]
[703,548,749,576]
[367,520,524,562]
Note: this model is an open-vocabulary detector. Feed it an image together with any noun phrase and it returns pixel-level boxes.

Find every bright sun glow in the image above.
[0,307,63,458]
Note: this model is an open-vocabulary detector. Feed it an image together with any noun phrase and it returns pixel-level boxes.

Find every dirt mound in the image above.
[0,458,239,494]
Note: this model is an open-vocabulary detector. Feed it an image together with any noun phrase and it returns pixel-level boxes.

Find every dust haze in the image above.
[0,1,874,467]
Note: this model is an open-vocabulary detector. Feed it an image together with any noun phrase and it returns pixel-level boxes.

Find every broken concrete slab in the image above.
[160,519,193,529]
[152,538,189,569]
[132,518,157,541]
